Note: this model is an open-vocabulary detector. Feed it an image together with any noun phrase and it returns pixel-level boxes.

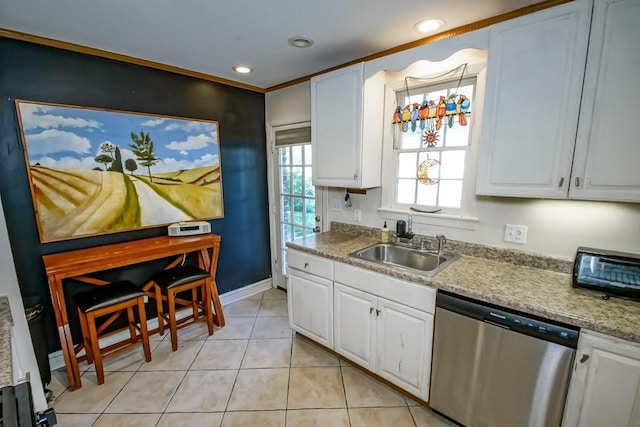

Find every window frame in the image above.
[378,59,488,230]
[392,77,477,214]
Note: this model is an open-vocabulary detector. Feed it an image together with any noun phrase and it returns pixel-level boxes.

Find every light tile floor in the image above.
[49,288,455,426]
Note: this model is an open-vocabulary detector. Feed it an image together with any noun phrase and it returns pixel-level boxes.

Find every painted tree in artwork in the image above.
[111,147,124,173]
[124,158,138,176]
[129,131,159,182]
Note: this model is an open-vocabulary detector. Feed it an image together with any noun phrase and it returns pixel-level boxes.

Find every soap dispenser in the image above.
[380,221,390,243]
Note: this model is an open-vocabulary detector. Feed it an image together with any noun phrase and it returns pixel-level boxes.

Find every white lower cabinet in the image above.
[333,263,435,401]
[334,283,377,371]
[563,330,640,427]
[376,297,433,398]
[287,250,334,348]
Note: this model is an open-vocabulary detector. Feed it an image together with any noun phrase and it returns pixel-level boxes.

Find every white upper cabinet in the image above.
[311,63,385,188]
[476,0,591,198]
[570,0,640,202]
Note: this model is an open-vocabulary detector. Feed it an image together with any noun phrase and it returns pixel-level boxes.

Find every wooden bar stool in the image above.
[73,281,151,386]
[152,265,214,351]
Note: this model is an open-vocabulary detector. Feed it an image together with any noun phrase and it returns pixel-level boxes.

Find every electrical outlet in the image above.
[504,224,528,244]
[354,209,361,222]
[331,198,342,211]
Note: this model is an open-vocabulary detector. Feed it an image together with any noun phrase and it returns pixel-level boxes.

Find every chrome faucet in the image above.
[436,235,447,256]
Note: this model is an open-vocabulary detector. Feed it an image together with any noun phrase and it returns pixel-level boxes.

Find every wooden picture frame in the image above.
[15,100,224,242]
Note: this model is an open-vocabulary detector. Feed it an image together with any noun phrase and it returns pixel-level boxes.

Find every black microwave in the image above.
[573,247,640,301]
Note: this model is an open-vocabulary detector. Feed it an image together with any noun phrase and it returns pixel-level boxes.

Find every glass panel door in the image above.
[272,125,321,289]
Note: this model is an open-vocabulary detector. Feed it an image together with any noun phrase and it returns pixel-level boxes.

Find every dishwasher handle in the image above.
[483,318,511,330]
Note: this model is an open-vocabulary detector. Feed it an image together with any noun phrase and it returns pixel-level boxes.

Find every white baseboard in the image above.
[48,278,275,371]
[219,278,273,306]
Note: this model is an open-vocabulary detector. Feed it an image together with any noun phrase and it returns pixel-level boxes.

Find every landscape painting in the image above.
[15,100,223,242]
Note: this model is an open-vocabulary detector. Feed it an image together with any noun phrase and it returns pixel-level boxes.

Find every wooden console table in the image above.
[42,234,225,390]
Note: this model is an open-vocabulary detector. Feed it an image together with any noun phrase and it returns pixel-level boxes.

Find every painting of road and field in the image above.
[16,101,223,242]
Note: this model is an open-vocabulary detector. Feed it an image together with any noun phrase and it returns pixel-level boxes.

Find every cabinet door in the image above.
[287,269,333,347]
[570,0,640,202]
[311,63,363,187]
[476,0,591,198]
[376,297,433,401]
[563,331,640,427]
[333,283,377,370]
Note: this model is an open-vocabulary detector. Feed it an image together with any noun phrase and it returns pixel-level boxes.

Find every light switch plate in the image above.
[354,209,361,222]
[331,198,342,211]
[504,224,527,244]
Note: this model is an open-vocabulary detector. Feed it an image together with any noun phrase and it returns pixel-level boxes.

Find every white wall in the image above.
[0,194,47,412]
[265,64,640,259]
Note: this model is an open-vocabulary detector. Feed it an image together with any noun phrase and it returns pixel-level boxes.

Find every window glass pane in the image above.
[279,146,290,165]
[280,167,291,194]
[293,226,304,239]
[281,196,291,222]
[397,179,416,204]
[444,121,470,147]
[291,145,303,165]
[399,129,422,149]
[304,199,315,229]
[440,151,466,179]
[398,153,417,178]
[304,166,314,197]
[416,182,438,206]
[291,167,303,195]
[304,145,312,165]
[292,196,303,226]
[438,180,463,208]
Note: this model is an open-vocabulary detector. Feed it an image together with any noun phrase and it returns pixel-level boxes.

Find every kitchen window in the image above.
[393,77,475,213]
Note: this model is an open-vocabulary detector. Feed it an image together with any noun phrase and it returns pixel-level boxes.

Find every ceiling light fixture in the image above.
[288,36,314,48]
[233,66,252,74]
[414,19,445,33]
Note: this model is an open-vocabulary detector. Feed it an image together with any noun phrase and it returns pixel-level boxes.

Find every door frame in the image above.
[266,121,327,290]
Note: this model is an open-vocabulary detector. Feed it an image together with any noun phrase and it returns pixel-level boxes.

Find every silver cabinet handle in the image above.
[558,177,564,187]
[579,354,590,363]
[369,307,374,314]
[304,262,309,268]
[575,177,580,187]
[353,172,358,180]
[376,309,381,316]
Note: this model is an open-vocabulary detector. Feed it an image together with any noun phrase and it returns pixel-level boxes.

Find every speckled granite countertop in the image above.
[288,230,640,343]
[0,296,14,387]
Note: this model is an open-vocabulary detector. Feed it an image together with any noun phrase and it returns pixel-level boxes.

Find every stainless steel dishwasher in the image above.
[430,292,579,427]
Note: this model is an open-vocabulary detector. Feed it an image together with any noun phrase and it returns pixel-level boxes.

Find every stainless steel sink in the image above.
[349,243,458,276]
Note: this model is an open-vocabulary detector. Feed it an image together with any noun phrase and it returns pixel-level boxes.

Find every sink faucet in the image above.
[436,235,447,256]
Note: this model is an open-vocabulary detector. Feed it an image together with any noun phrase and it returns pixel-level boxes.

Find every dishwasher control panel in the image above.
[437,292,579,348]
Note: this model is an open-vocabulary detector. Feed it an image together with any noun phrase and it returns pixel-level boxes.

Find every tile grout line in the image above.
[220,296,261,423]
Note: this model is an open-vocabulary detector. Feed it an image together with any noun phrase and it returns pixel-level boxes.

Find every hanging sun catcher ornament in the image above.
[417,159,440,185]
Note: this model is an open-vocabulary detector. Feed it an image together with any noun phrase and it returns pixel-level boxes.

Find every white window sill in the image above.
[377,208,479,231]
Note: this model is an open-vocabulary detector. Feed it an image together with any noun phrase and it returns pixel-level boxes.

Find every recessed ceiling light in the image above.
[288,36,314,48]
[233,66,252,74]
[414,19,445,33]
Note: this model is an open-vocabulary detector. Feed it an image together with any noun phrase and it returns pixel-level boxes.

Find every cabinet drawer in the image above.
[288,249,334,280]
[334,262,436,314]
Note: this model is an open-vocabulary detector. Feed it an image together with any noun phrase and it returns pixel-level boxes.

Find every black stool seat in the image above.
[73,281,144,313]
[153,265,211,290]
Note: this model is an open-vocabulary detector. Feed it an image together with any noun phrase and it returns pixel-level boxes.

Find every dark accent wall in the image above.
[0,37,271,352]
